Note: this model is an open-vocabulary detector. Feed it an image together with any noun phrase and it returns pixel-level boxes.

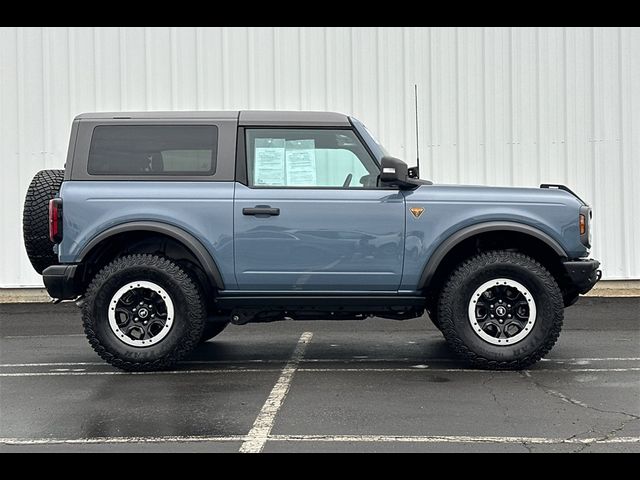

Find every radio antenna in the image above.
[414,84,420,166]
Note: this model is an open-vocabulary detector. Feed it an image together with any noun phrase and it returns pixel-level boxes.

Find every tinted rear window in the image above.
[87,125,217,175]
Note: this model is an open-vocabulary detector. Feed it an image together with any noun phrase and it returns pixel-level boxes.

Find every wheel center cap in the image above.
[138,308,149,319]
[495,305,507,317]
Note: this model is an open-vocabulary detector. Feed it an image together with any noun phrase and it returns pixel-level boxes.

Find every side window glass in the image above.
[88,125,217,175]
[246,129,379,188]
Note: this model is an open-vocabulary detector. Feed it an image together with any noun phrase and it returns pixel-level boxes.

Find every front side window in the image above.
[88,125,217,175]
[246,129,379,188]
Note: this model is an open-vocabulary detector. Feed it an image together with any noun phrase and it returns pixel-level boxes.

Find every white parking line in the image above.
[540,358,640,362]
[0,435,247,445]
[0,369,277,377]
[299,367,640,373]
[239,332,313,454]
[1,357,639,369]
[2,334,86,339]
[0,362,105,368]
[2,434,638,446]
[268,434,640,444]
[1,366,639,378]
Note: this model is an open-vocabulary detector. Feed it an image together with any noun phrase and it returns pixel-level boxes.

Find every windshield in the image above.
[349,117,390,161]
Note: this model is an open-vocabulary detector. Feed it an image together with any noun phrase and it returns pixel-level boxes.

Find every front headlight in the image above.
[579,206,592,248]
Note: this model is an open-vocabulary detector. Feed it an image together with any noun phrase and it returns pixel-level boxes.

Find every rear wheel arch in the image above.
[77,222,225,295]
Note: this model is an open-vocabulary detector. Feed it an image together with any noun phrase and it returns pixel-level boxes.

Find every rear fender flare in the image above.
[78,221,225,290]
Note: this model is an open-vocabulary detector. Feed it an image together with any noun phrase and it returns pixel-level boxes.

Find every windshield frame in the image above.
[348,117,390,162]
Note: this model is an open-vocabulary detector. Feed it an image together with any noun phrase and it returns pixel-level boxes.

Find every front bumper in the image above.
[563,259,601,295]
[42,264,80,300]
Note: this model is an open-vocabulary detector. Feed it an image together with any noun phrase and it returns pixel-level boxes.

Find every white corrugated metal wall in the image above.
[1,27,639,287]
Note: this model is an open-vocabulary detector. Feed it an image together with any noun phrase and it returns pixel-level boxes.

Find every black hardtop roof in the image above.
[74,110,351,127]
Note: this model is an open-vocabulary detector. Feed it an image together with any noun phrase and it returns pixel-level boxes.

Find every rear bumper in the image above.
[563,259,601,295]
[42,264,80,300]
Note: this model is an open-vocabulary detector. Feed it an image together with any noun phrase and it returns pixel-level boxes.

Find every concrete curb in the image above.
[1,281,639,304]
[583,280,640,298]
[0,288,52,304]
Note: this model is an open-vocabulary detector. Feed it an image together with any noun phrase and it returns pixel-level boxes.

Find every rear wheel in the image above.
[82,254,206,371]
[438,250,563,369]
[22,169,64,274]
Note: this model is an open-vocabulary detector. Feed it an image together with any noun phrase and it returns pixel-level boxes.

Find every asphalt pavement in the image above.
[1,297,638,452]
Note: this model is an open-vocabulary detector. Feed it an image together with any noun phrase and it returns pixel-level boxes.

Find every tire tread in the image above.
[82,254,205,371]
[438,250,564,370]
[22,169,65,274]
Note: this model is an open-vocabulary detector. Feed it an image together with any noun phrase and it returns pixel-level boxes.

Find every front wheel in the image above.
[438,251,564,369]
[82,254,206,371]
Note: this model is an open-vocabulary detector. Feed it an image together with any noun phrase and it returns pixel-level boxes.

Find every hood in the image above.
[406,183,585,208]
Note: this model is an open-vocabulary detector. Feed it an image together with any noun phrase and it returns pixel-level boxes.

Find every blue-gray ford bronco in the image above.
[22,111,601,371]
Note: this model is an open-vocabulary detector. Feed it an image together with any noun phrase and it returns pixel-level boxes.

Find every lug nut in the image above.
[507,304,511,308]
[498,299,503,304]
[499,319,503,323]
[140,302,144,305]
[490,304,494,309]
[134,317,138,322]
[507,314,512,318]
[143,321,147,324]
[151,314,155,318]
[490,314,494,318]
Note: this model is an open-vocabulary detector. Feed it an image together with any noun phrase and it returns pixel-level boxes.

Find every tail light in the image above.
[579,206,592,248]
[49,198,63,243]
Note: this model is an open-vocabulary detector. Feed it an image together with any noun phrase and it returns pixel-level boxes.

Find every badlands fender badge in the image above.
[410,207,424,218]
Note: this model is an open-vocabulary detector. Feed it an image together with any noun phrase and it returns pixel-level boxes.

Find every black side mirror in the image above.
[379,156,425,189]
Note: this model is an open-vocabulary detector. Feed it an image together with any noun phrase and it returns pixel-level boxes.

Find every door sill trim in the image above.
[214,294,425,309]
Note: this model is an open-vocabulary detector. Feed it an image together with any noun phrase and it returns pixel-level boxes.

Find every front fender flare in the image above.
[418,221,567,290]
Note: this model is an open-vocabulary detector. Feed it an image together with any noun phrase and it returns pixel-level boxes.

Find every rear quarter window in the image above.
[87,125,217,175]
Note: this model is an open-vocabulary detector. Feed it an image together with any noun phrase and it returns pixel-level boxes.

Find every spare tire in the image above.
[23,169,65,274]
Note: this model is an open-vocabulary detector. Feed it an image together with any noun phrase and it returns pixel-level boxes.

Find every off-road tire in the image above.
[82,254,206,371]
[438,250,564,370]
[200,321,229,343]
[22,169,64,274]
